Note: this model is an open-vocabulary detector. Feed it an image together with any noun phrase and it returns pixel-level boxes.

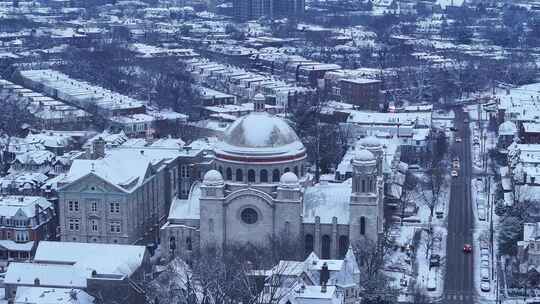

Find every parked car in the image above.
[478,207,486,221]
[455,137,462,143]
[452,170,459,177]
[453,159,460,169]
[430,254,441,267]
[463,244,472,253]
[481,281,490,292]
[409,164,421,171]
[480,267,490,282]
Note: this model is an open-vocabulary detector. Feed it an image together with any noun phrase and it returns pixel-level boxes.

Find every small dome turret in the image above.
[203,170,223,186]
[280,171,299,185]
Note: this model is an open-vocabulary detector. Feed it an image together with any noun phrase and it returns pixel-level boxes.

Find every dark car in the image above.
[429,254,441,267]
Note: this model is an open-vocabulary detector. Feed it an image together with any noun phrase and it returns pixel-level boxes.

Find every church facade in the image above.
[161,94,385,260]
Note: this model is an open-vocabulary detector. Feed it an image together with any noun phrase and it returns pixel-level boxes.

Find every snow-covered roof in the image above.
[13,150,55,166]
[64,152,151,192]
[0,196,52,219]
[5,263,88,288]
[303,180,351,224]
[0,240,34,251]
[14,287,95,304]
[34,241,146,278]
[168,182,201,221]
[499,121,518,136]
[216,112,305,158]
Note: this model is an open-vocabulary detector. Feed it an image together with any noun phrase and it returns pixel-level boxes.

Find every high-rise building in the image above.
[233,0,303,21]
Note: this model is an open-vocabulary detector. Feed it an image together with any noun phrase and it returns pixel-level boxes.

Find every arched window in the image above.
[226,168,232,180]
[186,237,192,251]
[34,278,40,286]
[322,235,331,259]
[294,166,299,176]
[284,167,290,173]
[248,169,256,183]
[218,166,223,175]
[169,236,176,251]
[339,236,349,258]
[361,180,365,192]
[272,169,280,182]
[369,179,373,192]
[260,169,268,183]
[305,234,314,255]
[236,169,243,182]
[360,217,366,235]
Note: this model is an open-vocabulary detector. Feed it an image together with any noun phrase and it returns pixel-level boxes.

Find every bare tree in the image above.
[351,230,399,303]
[421,165,445,219]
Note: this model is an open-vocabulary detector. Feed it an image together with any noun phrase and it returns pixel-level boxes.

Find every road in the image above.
[443,108,475,303]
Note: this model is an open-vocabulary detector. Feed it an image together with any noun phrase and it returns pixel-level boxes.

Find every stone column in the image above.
[314,216,321,257]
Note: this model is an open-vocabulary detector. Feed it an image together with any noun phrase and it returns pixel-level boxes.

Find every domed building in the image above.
[161,98,384,260]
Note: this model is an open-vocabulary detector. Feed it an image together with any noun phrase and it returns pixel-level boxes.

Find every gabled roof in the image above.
[34,241,146,278]
[63,152,151,192]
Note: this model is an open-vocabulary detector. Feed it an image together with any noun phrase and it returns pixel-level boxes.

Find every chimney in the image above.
[321,284,327,293]
[320,262,330,286]
[93,137,105,159]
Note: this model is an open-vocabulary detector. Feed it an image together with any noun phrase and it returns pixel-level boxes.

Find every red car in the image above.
[463,244,472,253]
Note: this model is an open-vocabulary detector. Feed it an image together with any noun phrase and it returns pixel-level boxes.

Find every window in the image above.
[272,169,280,182]
[226,168,232,180]
[248,169,255,183]
[69,219,80,231]
[284,167,290,173]
[90,219,99,232]
[361,180,365,192]
[236,169,243,182]
[170,236,176,251]
[322,235,331,259]
[110,202,120,213]
[305,234,314,255]
[241,208,258,224]
[294,166,299,176]
[360,217,366,235]
[260,170,268,183]
[68,201,79,212]
[209,219,214,233]
[110,221,121,233]
[91,202,97,212]
[186,237,192,251]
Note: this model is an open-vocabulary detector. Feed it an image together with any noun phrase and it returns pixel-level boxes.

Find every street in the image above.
[443,108,475,303]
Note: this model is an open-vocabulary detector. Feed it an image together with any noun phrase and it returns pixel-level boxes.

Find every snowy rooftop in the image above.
[34,241,146,277]
[303,180,351,224]
[19,70,146,111]
[14,287,95,304]
[168,182,201,221]
[0,196,51,218]
[64,152,151,192]
[5,263,88,288]
[216,112,305,158]
[345,110,432,127]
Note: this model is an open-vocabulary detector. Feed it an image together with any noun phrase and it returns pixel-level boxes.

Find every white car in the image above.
[451,170,458,177]
[453,159,460,169]
[480,267,490,282]
[481,281,490,292]
[455,137,462,143]
[478,207,486,221]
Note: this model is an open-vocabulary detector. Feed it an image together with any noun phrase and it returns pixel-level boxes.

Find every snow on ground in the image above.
[397,169,450,299]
